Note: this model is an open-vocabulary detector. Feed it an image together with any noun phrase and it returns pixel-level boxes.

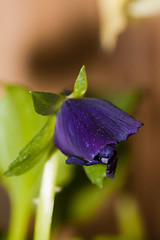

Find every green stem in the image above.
[34,150,59,240]
[8,193,31,240]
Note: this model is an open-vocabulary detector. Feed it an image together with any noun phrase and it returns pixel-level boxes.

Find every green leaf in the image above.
[72,65,87,98]
[32,91,65,116]
[84,164,107,188]
[5,115,55,176]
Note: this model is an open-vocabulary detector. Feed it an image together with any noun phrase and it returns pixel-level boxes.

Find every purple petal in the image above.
[54,98,143,161]
[98,144,118,179]
[106,155,118,179]
[85,160,101,166]
[66,157,86,166]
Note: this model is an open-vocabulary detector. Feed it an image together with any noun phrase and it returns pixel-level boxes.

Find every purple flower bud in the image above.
[54,98,143,179]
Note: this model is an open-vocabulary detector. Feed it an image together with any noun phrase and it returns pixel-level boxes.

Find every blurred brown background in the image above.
[0,0,160,239]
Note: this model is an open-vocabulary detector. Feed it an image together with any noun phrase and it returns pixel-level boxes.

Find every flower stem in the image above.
[34,150,59,240]
[8,194,31,240]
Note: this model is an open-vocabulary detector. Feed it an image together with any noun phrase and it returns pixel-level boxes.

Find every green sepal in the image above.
[71,65,87,98]
[84,164,107,188]
[5,116,55,176]
[32,91,65,116]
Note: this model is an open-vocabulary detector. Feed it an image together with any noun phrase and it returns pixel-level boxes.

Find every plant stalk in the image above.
[34,150,59,240]
[8,192,31,240]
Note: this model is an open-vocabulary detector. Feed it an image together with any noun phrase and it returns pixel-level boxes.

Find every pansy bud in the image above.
[54,97,143,179]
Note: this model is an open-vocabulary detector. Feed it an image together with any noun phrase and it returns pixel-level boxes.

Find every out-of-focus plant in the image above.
[115,194,146,239]
[97,0,160,51]
[1,66,143,240]
[97,0,128,51]
[128,0,160,19]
